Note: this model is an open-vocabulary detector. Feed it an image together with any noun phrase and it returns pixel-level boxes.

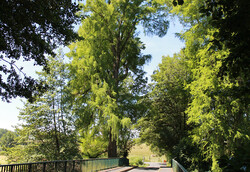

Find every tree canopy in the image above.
[9,52,80,163]
[138,52,191,156]
[67,0,169,157]
[137,0,249,171]
[0,0,80,102]
[1,1,249,171]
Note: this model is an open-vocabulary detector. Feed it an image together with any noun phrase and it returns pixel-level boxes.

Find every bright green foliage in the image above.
[68,0,169,157]
[170,0,250,171]
[79,128,108,158]
[8,52,80,163]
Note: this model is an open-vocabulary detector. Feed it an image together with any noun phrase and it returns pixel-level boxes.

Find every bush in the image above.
[129,157,144,166]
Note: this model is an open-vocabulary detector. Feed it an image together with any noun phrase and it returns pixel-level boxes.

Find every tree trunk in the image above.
[108,128,117,157]
[53,97,60,159]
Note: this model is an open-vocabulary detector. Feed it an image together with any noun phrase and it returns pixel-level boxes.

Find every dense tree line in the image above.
[138,0,249,171]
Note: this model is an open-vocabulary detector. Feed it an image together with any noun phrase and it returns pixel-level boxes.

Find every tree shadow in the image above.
[135,167,160,170]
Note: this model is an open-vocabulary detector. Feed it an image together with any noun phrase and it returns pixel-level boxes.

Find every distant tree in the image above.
[0,128,8,138]
[0,130,17,150]
[0,0,80,102]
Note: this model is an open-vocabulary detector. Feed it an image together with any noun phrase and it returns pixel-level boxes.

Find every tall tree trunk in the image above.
[53,97,60,159]
[108,128,117,157]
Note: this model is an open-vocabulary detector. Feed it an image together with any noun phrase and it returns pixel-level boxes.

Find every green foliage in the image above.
[0,129,8,139]
[129,157,144,167]
[79,128,108,158]
[136,1,249,171]
[0,131,17,151]
[218,140,250,171]
[0,0,80,102]
[6,144,42,164]
[138,53,192,161]
[117,127,134,158]
[8,51,80,163]
[169,0,250,171]
[68,0,169,157]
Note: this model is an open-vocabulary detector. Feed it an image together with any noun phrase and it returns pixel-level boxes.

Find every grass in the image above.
[0,155,8,165]
[128,143,166,163]
[0,144,166,166]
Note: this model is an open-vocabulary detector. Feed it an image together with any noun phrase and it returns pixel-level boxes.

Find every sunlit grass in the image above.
[0,155,8,165]
[128,144,166,163]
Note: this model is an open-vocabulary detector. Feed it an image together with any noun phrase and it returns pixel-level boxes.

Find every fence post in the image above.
[73,160,75,171]
[64,161,67,172]
[28,164,32,172]
[43,163,46,172]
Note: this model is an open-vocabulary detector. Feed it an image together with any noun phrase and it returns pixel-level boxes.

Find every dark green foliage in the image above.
[198,1,250,170]
[0,0,80,102]
[200,0,250,100]
[0,130,17,150]
[172,0,184,6]
[117,127,134,158]
[218,141,250,172]
[172,138,211,172]
[0,128,8,139]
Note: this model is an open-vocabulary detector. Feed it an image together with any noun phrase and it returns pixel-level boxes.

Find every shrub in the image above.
[129,157,144,166]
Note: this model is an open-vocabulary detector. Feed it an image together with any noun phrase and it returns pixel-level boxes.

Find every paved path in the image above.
[100,166,134,172]
[128,162,172,172]
[128,167,159,172]
[99,162,172,172]
[144,162,166,167]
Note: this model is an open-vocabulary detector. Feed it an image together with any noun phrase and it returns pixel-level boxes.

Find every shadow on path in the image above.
[133,167,159,170]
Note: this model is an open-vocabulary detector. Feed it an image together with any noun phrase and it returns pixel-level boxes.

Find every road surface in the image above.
[128,162,172,172]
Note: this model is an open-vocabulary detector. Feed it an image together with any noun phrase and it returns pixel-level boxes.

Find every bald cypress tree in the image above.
[68,0,169,157]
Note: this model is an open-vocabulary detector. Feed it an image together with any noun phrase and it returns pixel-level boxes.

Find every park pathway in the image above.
[104,162,173,172]
[129,162,172,172]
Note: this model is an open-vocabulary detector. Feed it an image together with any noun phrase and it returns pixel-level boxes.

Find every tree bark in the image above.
[108,128,117,157]
[53,97,60,159]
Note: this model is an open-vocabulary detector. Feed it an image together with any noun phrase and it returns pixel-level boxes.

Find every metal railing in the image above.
[172,159,188,172]
[0,158,127,172]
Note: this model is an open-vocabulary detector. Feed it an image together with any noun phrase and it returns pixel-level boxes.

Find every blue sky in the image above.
[0,19,184,131]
